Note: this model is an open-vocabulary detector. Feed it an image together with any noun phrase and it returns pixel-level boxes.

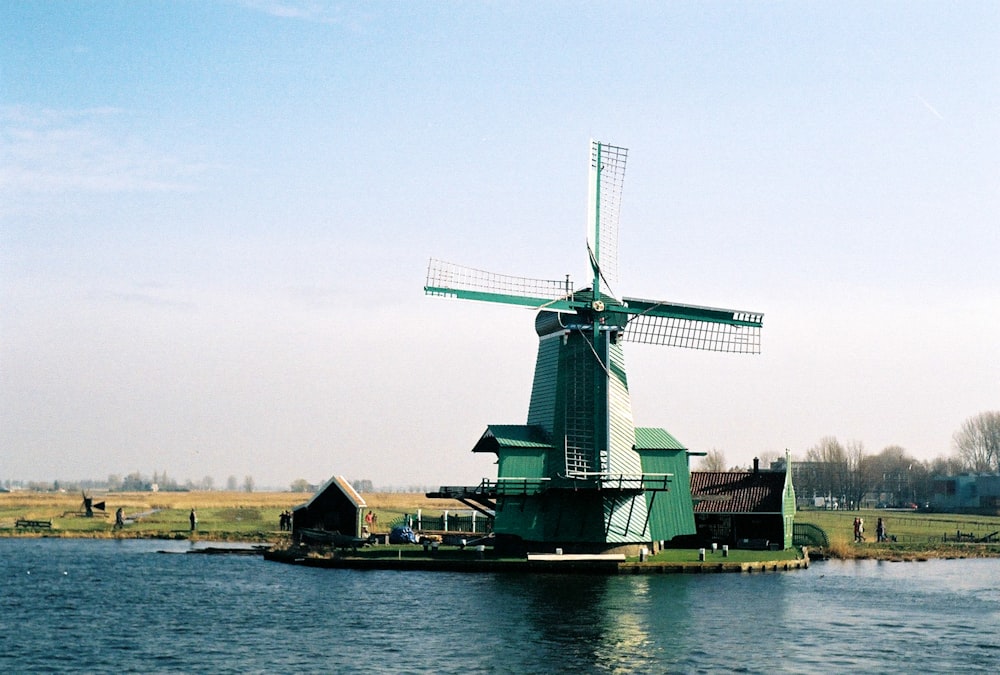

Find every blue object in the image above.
[389,526,418,544]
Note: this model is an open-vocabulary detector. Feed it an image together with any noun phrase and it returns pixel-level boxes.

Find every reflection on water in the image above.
[487,574,685,672]
[1,540,998,674]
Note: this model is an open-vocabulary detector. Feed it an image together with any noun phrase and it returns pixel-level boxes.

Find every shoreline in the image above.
[5,528,1000,562]
[262,546,811,575]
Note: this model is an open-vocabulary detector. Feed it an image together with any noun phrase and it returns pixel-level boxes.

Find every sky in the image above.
[2,1,998,490]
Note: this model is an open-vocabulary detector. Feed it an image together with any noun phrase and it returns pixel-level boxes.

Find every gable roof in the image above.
[690,470,785,514]
[295,475,366,511]
[472,425,553,454]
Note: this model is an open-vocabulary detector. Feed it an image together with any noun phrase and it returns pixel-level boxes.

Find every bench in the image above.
[15,519,52,529]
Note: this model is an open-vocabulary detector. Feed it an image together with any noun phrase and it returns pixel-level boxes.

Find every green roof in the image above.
[633,427,686,451]
[472,425,553,453]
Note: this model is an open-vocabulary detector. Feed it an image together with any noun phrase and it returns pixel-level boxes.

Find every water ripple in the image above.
[1,541,998,673]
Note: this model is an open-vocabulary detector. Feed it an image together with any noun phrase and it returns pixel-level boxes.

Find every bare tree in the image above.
[843,440,872,509]
[757,450,781,470]
[700,449,727,472]
[953,411,1000,473]
[806,436,850,505]
[867,445,917,506]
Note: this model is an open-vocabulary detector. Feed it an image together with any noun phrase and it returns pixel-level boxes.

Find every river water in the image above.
[1,539,996,673]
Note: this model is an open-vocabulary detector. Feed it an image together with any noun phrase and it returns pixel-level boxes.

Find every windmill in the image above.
[425,140,763,554]
[80,491,106,518]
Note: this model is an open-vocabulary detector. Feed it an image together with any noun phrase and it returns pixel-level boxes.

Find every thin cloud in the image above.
[236,0,362,27]
[916,94,945,121]
[0,105,211,198]
[92,284,199,312]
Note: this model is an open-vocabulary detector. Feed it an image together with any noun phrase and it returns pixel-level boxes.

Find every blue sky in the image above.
[2,1,998,488]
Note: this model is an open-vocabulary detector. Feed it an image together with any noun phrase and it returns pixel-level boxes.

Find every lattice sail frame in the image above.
[587,141,627,299]
[623,312,761,353]
[425,259,574,305]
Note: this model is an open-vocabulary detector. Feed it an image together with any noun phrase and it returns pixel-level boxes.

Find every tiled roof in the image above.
[690,471,785,514]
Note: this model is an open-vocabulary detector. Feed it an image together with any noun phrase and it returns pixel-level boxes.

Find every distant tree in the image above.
[200,475,214,491]
[908,459,933,506]
[351,479,374,493]
[227,475,238,491]
[107,474,123,491]
[243,475,255,493]
[953,411,1000,473]
[805,437,850,506]
[290,478,311,493]
[757,450,781,470]
[865,445,917,506]
[699,449,726,472]
[154,470,178,491]
[927,455,965,478]
[122,472,149,491]
[841,440,872,509]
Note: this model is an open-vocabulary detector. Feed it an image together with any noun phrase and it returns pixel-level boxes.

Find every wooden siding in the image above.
[638,447,697,541]
[526,332,561,437]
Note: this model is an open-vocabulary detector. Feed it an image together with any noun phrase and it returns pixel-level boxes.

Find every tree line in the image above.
[3,472,260,493]
[701,410,1000,508]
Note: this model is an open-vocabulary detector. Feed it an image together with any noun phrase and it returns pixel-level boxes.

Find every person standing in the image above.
[114,507,125,529]
[876,517,886,543]
[189,508,197,532]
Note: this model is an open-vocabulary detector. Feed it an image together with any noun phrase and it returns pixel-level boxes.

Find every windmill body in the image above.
[425,141,763,553]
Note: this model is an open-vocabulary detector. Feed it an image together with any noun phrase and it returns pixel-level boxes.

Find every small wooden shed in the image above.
[292,475,366,539]
[690,455,796,549]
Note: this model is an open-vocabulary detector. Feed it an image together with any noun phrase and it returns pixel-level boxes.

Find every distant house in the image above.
[931,474,1000,513]
[292,475,367,539]
[689,454,796,549]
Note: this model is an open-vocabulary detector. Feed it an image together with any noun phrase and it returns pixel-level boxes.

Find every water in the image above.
[1,539,997,674]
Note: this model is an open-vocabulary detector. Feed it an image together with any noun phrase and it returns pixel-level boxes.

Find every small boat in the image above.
[298,528,372,550]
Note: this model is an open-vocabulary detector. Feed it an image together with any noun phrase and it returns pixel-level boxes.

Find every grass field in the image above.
[797,508,1000,559]
[6,491,999,561]
[0,491,461,540]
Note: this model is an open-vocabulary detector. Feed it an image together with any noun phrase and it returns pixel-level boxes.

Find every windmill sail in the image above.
[424,258,575,310]
[587,141,627,299]
[622,297,763,353]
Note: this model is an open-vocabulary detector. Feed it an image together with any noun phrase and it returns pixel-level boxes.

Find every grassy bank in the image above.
[798,508,1000,560]
[0,491,458,541]
[7,491,997,562]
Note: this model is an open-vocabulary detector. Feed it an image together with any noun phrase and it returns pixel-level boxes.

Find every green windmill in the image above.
[425,140,763,554]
